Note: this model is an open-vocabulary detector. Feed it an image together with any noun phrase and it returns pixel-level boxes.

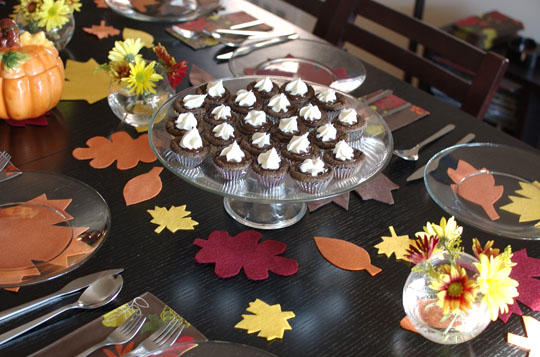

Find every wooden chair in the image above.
[335,0,509,120]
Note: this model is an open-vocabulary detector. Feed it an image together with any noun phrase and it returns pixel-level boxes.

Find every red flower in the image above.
[405,235,439,265]
[168,60,188,89]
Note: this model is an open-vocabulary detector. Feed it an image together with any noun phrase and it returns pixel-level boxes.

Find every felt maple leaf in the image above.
[147,205,198,233]
[354,174,399,204]
[235,299,295,341]
[62,58,110,104]
[500,181,540,227]
[507,315,540,356]
[308,193,349,212]
[130,0,158,12]
[83,21,120,39]
[374,226,414,260]
[193,230,298,280]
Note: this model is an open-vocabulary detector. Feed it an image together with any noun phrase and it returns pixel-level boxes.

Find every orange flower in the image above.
[472,238,500,259]
[102,341,134,357]
[430,264,478,315]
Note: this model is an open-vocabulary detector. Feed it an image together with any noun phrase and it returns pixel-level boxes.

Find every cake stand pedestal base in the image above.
[223,198,307,230]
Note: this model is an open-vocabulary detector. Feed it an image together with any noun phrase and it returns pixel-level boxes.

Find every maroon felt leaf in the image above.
[500,249,540,323]
[308,192,350,212]
[5,114,49,127]
[354,174,399,204]
[193,230,298,280]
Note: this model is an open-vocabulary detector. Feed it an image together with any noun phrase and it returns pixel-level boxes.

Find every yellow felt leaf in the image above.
[374,226,414,261]
[62,58,110,104]
[507,315,540,355]
[235,299,295,341]
[101,304,137,327]
[135,125,148,133]
[147,205,199,233]
[500,181,540,227]
[123,28,154,48]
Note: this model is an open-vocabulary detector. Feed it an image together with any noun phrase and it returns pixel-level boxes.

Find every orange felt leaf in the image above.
[314,237,381,276]
[94,0,108,8]
[73,131,156,170]
[124,167,163,206]
[448,160,504,220]
[83,21,120,39]
[130,0,158,12]
[400,317,418,333]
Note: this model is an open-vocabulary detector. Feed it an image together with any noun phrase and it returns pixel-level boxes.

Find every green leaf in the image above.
[140,314,162,334]
[0,51,31,70]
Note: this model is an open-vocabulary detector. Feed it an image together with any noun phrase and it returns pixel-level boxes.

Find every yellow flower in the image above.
[64,0,82,12]
[430,264,478,315]
[474,253,519,321]
[37,0,70,31]
[121,59,163,95]
[108,38,144,63]
[417,216,463,241]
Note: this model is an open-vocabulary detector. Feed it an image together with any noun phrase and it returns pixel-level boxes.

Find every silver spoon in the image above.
[0,274,123,346]
[393,124,456,161]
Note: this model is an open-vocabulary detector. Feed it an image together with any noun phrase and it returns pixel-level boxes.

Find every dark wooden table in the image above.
[1,1,539,356]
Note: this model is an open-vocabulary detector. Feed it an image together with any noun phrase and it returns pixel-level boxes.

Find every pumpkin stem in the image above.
[0,18,20,48]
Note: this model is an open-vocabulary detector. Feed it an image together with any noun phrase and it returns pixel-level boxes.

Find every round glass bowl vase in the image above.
[16,12,75,51]
[402,251,491,344]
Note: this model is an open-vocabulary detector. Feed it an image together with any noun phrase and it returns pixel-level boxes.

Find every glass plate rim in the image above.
[104,0,220,23]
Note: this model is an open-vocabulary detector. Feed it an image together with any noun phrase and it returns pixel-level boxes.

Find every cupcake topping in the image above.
[234,89,257,107]
[254,77,274,93]
[285,78,308,96]
[316,89,337,103]
[287,132,310,154]
[299,157,327,176]
[333,140,354,161]
[316,123,337,142]
[220,141,245,163]
[175,112,198,130]
[258,148,281,170]
[182,94,206,109]
[180,128,203,150]
[207,80,226,98]
[244,110,267,127]
[338,108,358,125]
[299,104,322,122]
[251,132,271,148]
[268,93,291,113]
[213,122,235,140]
[211,104,232,120]
[278,116,298,134]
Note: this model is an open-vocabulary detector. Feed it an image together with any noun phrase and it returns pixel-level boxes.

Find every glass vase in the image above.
[402,251,491,344]
[16,12,75,51]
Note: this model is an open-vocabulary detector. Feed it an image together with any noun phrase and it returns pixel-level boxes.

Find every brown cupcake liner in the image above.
[255,172,287,188]
[214,164,250,181]
[294,177,332,193]
[175,153,207,169]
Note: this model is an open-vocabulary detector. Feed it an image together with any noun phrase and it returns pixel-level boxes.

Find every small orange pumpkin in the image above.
[0,19,64,120]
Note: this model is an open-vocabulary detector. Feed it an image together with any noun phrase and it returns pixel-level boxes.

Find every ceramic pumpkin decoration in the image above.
[0,18,64,120]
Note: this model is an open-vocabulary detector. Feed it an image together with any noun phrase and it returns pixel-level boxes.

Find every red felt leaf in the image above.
[193,230,298,280]
[500,249,540,322]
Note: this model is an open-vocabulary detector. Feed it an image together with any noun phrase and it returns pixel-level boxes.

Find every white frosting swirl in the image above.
[268,93,291,113]
[207,80,226,98]
[316,89,337,103]
[299,157,327,176]
[333,140,355,161]
[212,122,235,140]
[234,89,257,107]
[258,148,281,170]
[337,108,358,125]
[254,77,274,93]
[220,141,245,163]
[211,104,232,121]
[278,116,298,134]
[287,132,310,154]
[182,94,206,109]
[251,132,271,148]
[175,112,198,130]
[316,123,337,142]
[180,128,203,150]
[285,78,308,96]
[244,110,267,127]
[299,104,322,121]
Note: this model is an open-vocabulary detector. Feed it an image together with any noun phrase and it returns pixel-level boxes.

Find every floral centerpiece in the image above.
[402,217,519,344]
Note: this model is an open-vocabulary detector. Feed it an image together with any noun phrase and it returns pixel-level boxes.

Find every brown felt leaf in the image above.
[308,192,349,212]
[448,160,504,220]
[314,237,381,276]
[354,174,399,204]
[130,0,158,12]
[83,20,120,39]
[124,167,163,206]
[73,131,156,170]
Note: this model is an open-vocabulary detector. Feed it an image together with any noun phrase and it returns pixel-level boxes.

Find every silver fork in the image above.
[75,313,147,357]
[125,318,186,356]
[0,151,11,172]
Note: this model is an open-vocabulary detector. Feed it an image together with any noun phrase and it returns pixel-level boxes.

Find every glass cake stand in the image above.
[149,76,393,229]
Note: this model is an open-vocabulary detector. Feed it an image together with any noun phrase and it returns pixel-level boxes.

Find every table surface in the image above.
[1,1,539,356]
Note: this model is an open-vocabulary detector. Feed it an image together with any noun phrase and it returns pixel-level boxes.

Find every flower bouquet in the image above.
[402,217,519,344]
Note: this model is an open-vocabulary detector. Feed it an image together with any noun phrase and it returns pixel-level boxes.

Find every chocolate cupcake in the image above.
[204,104,238,128]
[240,132,276,158]
[252,148,289,188]
[247,77,279,100]
[281,77,314,105]
[236,109,272,136]
[228,89,262,114]
[313,88,345,114]
[264,93,297,121]
[169,128,209,168]
[174,94,208,116]
[213,141,252,180]
[203,122,238,152]
[309,123,348,150]
[272,116,308,144]
[298,103,328,129]
[281,132,320,165]
[323,140,365,179]
[196,79,230,105]
[332,108,367,141]
[290,157,334,193]
[166,112,205,137]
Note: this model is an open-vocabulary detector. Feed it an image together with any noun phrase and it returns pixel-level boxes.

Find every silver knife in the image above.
[216,33,299,60]
[0,268,123,323]
[406,133,476,182]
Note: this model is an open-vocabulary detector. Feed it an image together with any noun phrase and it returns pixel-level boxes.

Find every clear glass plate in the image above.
[144,340,276,356]
[104,0,220,23]
[228,39,366,93]
[0,171,111,287]
[424,143,540,240]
